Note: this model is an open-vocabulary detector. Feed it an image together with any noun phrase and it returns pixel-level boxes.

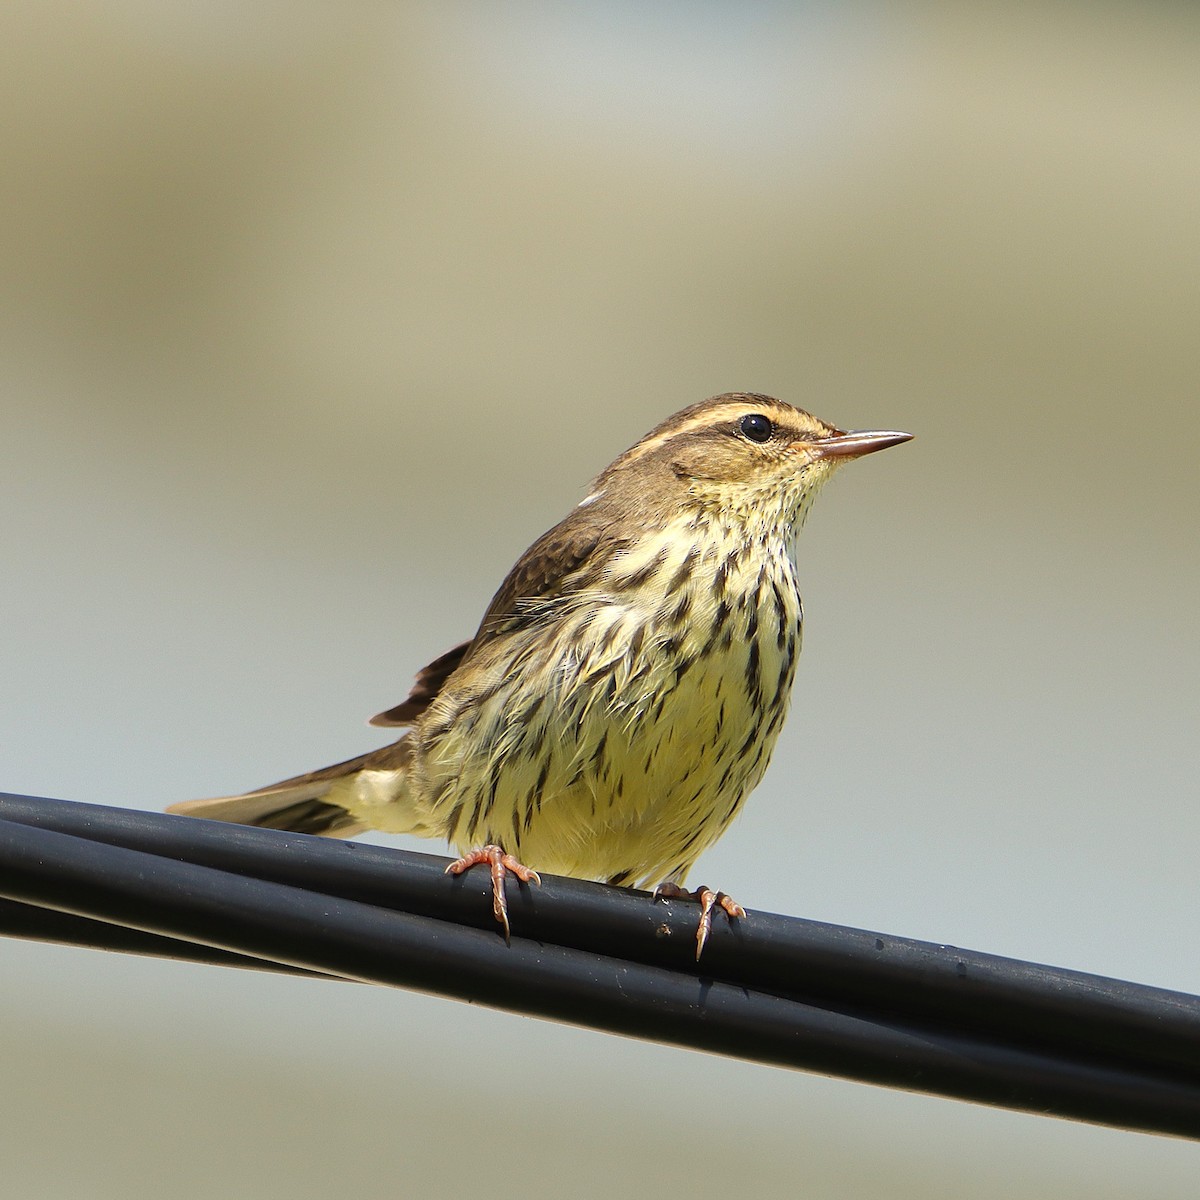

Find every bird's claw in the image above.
[446,844,541,943]
[654,881,746,960]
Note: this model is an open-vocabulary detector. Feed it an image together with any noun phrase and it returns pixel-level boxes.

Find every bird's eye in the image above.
[738,413,774,443]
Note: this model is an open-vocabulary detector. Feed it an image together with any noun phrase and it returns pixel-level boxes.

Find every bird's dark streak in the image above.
[535,743,561,810]
[668,589,692,626]
[602,614,634,656]
[775,652,794,699]
[771,580,788,650]
[674,825,703,857]
[627,622,646,660]
[664,550,697,595]
[746,637,764,706]
[684,779,708,813]
[763,676,785,718]
[711,556,731,598]
[532,755,551,816]
[523,709,548,758]
[465,794,484,843]
[736,724,759,761]
[572,696,595,739]
[745,607,759,644]
[484,756,504,828]
[445,800,465,843]
[622,546,670,589]
[716,761,735,796]
[702,597,732,656]
[753,570,769,634]
[743,750,769,798]
[590,728,609,770]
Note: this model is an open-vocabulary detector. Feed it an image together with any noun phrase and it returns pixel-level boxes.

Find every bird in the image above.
[168,393,911,956]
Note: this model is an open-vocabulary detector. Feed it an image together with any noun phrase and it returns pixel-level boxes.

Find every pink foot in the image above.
[446,845,541,943]
[654,882,746,960]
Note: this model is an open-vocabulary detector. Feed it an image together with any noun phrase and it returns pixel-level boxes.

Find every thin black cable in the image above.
[0,898,337,978]
[0,793,1197,1139]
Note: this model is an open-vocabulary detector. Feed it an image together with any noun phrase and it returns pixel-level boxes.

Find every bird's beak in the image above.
[814,429,914,460]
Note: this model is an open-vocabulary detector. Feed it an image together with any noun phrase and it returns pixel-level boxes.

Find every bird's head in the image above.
[593,393,912,533]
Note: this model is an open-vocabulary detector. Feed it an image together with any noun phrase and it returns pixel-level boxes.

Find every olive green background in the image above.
[2,3,1197,1196]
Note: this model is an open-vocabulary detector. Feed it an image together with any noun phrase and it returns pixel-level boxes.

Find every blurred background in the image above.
[2,2,1198,1195]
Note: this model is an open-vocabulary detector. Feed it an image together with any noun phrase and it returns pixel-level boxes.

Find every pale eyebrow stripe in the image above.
[612,401,797,468]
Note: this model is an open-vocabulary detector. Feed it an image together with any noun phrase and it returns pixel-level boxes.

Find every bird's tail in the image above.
[166,746,406,838]
[167,785,365,837]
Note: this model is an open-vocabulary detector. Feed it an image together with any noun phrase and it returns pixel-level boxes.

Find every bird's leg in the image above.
[654,881,746,960]
[445,845,541,943]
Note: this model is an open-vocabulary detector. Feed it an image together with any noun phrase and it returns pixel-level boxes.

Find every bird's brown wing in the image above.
[473,506,628,637]
[369,505,628,728]
[369,640,472,727]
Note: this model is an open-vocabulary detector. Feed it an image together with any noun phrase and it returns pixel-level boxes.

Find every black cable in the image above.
[0,792,1197,1139]
[0,898,337,978]
[2,792,1194,1077]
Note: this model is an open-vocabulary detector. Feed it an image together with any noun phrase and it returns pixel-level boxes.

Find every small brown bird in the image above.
[169,394,911,956]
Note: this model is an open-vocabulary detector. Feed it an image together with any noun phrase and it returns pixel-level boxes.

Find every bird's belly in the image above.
[416,584,800,888]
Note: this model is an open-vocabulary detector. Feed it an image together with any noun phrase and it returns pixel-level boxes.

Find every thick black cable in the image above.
[0,793,1197,1138]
